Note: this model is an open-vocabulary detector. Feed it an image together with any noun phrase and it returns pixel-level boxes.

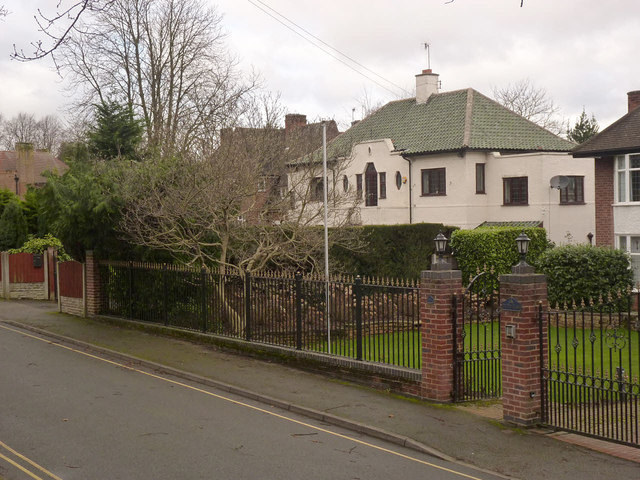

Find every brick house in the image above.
[219,114,339,223]
[572,91,640,281]
[296,70,595,245]
[0,143,68,198]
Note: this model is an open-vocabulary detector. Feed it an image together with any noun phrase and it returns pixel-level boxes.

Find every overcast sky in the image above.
[1,0,639,131]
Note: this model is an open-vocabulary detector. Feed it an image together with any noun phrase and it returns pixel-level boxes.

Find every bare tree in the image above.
[11,1,113,62]
[3,113,38,148]
[120,124,360,273]
[492,79,564,135]
[57,0,255,156]
[0,5,7,18]
[36,115,66,152]
[1,113,67,152]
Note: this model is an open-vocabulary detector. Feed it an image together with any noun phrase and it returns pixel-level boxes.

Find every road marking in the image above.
[0,440,64,480]
[1,324,485,480]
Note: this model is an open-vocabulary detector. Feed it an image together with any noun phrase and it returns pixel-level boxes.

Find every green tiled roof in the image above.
[477,220,543,229]
[325,89,575,159]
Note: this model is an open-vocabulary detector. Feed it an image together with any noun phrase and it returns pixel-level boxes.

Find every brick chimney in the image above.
[285,114,307,134]
[628,91,640,113]
[15,142,34,198]
[415,69,439,104]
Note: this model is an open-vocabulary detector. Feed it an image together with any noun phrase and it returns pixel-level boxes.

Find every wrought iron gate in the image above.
[453,272,501,401]
[541,301,640,447]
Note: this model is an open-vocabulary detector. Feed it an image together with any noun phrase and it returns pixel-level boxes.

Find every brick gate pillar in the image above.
[420,261,462,402]
[499,266,547,426]
[85,250,102,316]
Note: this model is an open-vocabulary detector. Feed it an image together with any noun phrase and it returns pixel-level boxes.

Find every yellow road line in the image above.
[0,324,484,480]
[0,440,64,480]
[0,450,44,480]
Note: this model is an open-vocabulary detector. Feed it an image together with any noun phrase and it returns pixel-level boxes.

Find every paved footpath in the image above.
[1,300,639,480]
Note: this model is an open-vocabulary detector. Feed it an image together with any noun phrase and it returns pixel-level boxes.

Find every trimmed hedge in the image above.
[537,245,633,308]
[450,227,550,284]
[331,223,458,279]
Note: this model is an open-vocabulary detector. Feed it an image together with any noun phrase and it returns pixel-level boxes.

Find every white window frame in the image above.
[617,234,640,283]
[615,153,640,203]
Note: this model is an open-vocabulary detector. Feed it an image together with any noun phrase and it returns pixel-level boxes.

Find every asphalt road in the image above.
[0,324,505,480]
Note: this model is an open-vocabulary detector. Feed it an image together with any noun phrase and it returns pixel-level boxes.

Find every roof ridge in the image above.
[462,88,474,147]
[471,89,575,146]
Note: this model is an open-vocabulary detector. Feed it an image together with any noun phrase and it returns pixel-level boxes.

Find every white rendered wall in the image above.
[298,139,595,245]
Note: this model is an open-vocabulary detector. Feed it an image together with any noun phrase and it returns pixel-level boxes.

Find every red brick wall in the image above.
[500,274,548,426]
[419,270,462,402]
[85,251,102,316]
[594,157,614,246]
[628,90,640,113]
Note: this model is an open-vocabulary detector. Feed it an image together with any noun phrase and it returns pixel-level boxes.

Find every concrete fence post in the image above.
[499,268,548,426]
[419,262,462,402]
[1,252,8,299]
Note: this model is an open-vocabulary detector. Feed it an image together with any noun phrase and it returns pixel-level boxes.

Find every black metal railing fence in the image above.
[98,261,421,369]
[541,295,640,448]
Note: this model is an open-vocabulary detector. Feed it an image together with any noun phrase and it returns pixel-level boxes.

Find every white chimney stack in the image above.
[415,69,439,104]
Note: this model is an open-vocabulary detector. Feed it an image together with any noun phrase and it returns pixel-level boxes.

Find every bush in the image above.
[450,227,550,285]
[331,223,458,279]
[0,201,28,251]
[537,245,633,308]
[8,234,72,261]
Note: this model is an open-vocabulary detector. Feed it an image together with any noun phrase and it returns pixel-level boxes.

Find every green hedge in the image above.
[537,245,633,308]
[450,227,550,284]
[331,223,458,279]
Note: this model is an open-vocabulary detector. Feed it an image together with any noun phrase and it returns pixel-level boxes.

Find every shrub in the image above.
[450,227,550,285]
[8,234,72,261]
[537,245,633,308]
[0,201,28,251]
[331,223,458,279]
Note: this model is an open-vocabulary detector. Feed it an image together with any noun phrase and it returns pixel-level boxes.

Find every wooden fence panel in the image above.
[8,253,45,283]
[59,261,83,299]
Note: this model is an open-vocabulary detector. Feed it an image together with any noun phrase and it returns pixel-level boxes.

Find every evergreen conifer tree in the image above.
[87,101,143,160]
[567,108,599,144]
[0,201,28,251]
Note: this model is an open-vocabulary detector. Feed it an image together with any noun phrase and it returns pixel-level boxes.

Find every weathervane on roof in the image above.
[423,42,431,70]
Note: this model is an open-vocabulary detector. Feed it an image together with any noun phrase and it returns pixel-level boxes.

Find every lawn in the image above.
[309,318,640,404]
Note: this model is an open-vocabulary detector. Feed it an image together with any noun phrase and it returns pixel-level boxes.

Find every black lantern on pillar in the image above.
[515,231,531,270]
[434,232,448,260]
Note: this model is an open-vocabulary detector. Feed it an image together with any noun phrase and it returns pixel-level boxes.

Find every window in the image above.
[310,177,323,202]
[618,235,640,282]
[475,164,485,194]
[356,174,363,199]
[379,172,386,199]
[342,175,349,192]
[421,168,446,196]
[395,171,402,190]
[365,163,378,206]
[559,176,584,204]
[616,154,640,203]
[503,177,528,205]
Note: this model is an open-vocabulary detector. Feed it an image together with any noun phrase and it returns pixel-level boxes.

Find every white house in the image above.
[305,70,595,245]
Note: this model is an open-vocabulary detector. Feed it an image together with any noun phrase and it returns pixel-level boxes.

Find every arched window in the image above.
[365,163,378,206]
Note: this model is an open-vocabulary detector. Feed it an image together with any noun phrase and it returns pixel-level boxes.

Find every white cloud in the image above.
[2,0,639,130]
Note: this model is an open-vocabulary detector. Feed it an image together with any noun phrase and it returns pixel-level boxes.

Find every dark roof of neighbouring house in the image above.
[0,149,67,183]
[318,88,575,160]
[572,106,640,158]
